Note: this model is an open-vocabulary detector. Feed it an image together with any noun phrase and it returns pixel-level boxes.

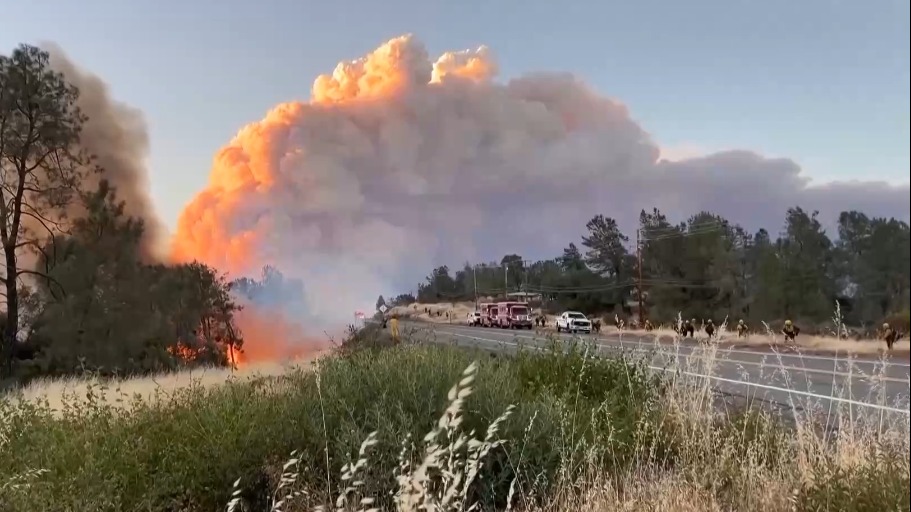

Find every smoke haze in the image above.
[171,34,909,332]
[41,42,166,260]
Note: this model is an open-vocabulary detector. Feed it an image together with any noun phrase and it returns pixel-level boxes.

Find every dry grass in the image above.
[4,352,326,416]
[389,302,476,324]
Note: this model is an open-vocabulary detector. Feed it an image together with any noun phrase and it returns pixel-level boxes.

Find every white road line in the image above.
[663,369,911,415]
[425,324,911,369]
[439,330,911,415]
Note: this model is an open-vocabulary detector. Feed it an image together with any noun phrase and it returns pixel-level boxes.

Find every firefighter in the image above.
[736,319,748,338]
[704,319,716,340]
[782,320,799,342]
[382,315,388,329]
[682,318,695,338]
[881,322,898,350]
[390,315,400,344]
[644,319,654,332]
[592,318,602,334]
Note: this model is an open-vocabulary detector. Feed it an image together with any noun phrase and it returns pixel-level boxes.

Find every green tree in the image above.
[836,211,911,324]
[776,207,837,321]
[676,212,750,320]
[638,208,689,320]
[417,265,458,302]
[581,215,630,278]
[581,214,633,305]
[391,293,415,306]
[559,243,586,272]
[500,254,525,293]
[24,181,240,378]
[404,204,907,329]
[0,45,89,376]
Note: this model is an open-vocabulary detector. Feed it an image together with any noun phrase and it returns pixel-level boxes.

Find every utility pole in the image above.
[473,265,478,308]
[504,263,509,300]
[504,264,509,299]
[637,228,645,326]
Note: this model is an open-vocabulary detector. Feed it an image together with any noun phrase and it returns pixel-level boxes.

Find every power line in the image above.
[642,225,726,242]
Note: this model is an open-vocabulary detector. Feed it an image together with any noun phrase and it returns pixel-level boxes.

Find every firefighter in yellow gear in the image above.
[390,315,400,344]
[736,319,748,338]
[782,320,799,342]
[644,319,654,332]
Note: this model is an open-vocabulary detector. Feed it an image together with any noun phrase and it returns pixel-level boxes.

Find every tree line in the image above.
[407,208,910,332]
[0,44,299,383]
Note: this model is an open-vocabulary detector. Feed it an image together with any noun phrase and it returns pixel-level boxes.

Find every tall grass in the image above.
[1,325,908,511]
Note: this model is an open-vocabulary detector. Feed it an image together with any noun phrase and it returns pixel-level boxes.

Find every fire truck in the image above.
[478,303,499,327]
[495,301,533,329]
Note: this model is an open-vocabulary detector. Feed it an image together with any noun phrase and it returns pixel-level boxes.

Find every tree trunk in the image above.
[2,247,18,379]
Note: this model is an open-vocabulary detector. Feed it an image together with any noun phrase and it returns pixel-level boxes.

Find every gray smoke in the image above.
[41,42,165,260]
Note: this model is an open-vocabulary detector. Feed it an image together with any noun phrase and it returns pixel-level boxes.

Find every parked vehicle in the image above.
[496,301,533,329]
[555,311,592,333]
[478,303,499,327]
[466,311,482,326]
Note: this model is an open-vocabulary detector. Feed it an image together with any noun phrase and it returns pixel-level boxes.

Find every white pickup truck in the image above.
[555,311,592,334]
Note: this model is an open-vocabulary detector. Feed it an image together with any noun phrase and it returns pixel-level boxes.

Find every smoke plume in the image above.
[173,34,910,332]
[41,42,166,260]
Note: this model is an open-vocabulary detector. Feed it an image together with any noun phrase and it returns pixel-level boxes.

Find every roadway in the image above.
[400,320,911,419]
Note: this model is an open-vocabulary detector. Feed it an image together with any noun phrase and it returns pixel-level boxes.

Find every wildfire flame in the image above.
[166,342,198,362]
[226,343,245,368]
[166,340,247,369]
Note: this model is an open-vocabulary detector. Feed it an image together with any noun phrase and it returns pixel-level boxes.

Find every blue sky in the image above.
[2,0,908,231]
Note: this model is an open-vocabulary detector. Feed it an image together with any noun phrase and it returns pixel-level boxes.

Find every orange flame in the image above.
[233,307,323,363]
[166,342,198,361]
[226,343,245,368]
[167,340,247,368]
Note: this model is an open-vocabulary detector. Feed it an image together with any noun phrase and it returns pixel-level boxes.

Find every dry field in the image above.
[6,352,326,416]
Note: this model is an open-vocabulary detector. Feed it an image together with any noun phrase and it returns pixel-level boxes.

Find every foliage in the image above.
[0,44,91,377]
[415,207,910,328]
[18,181,241,379]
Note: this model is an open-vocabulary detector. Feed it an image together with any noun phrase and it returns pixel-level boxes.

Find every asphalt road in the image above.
[401,321,911,418]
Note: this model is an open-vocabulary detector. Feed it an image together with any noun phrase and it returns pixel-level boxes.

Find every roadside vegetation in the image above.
[2,325,908,511]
